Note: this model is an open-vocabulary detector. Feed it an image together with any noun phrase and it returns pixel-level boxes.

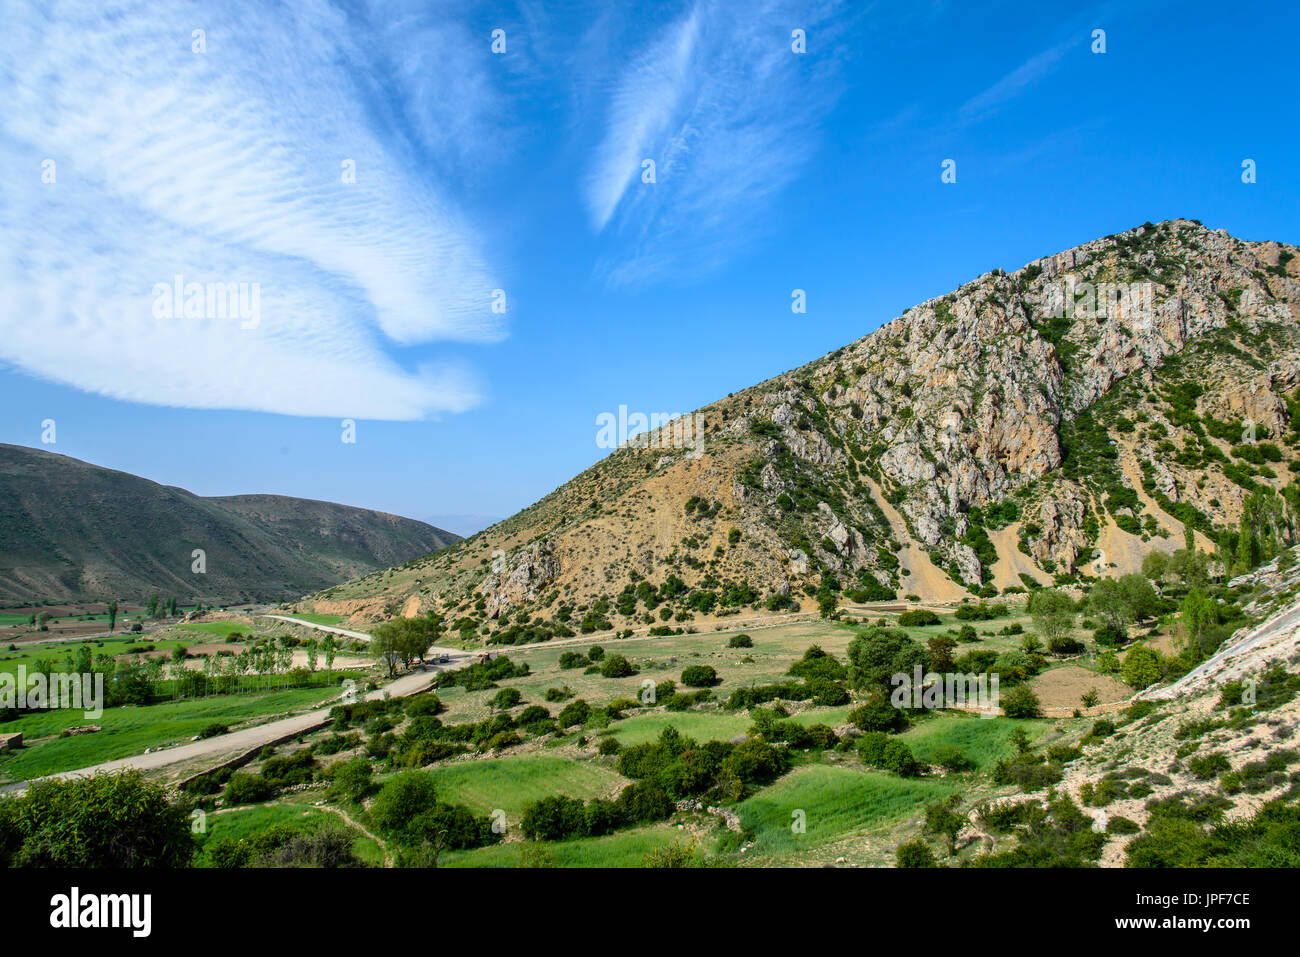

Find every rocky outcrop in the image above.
[480,540,559,619]
[316,220,1300,626]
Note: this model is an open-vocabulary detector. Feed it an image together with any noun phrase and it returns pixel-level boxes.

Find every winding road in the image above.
[5,617,472,793]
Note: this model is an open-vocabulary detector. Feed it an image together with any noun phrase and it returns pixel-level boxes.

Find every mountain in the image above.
[303,220,1300,636]
[0,445,460,603]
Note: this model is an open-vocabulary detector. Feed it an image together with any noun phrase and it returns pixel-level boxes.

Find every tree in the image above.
[370,624,402,677]
[1081,687,1100,709]
[146,593,159,618]
[1028,588,1076,647]
[923,795,965,856]
[1234,511,1260,575]
[846,626,927,694]
[1121,646,1162,689]
[401,617,436,665]
[107,600,118,632]
[927,635,957,672]
[817,590,838,617]
[1141,551,1169,589]
[0,771,193,867]
[1167,548,1208,589]
[322,635,337,673]
[1087,574,1157,640]
[1118,573,1159,623]
[1180,588,1218,656]
[305,639,319,673]
[1086,578,1127,635]
[374,617,436,671]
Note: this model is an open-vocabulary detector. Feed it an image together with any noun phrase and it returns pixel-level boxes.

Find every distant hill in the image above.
[0,444,459,603]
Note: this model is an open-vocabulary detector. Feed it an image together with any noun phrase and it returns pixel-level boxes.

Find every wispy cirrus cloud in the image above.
[0,0,508,420]
[957,38,1075,125]
[581,0,846,287]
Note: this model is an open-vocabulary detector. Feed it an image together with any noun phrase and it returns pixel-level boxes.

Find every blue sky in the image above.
[1,0,1296,536]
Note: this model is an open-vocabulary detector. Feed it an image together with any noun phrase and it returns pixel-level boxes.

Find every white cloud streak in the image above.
[582,0,844,286]
[0,0,504,419]
[958,39,1073,124]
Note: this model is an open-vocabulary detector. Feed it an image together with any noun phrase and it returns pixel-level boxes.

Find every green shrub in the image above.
[1000,684,1043,718]
[600,655,635,678]
[930,746,975,772]
[1188,752,1230,779]
[896,839,938,868]
[1122,646,1162,689]
[521,795,587,841]
[223,772,274,805]
[898,609,941,626]
[848,694,908,733]
[557,699,592,728]
[491,687,523,709]
[858,733,919,776]
[325,757,374,803]
[680,665,719,688]
[260,750,318,788]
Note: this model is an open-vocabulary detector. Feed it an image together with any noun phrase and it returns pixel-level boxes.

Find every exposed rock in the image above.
[480,540,558,619]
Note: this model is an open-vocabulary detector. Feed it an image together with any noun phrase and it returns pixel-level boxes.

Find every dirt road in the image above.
[5,652,473,793]
[5,608,827,790]
[260,615,374,642]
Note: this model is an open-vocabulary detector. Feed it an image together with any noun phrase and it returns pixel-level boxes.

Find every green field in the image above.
[433,620,861,727]
[176,621,255,638]
[1,609,1086,869]
[0,686,342,781]
[426,753,627,818]
[442,824,704,868]
[195,802,381,866]
[599,705,853,748]
[901,713,1051,769]
[735,764,960,861]
[0,634,194,678]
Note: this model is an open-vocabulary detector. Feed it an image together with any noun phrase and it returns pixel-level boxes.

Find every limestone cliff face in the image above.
[315,220,1300,633]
